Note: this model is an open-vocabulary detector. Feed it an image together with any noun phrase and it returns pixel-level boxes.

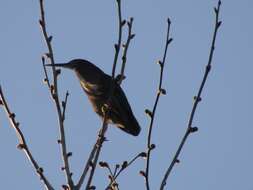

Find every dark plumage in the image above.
[46,59,141,136]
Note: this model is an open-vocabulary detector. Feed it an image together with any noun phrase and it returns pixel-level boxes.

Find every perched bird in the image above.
[46,59,141,136]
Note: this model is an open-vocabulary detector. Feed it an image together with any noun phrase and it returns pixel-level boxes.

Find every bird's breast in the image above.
[80,80,104,96]
[79,80,107,117]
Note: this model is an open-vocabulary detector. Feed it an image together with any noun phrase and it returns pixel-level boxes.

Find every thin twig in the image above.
[160,1,222,189]
[85,118,108,190]
[106,165,115,181]
[0,86,54,190]
[105,11,136,190]
[62,91,70,121]
[98,161,118,189]
[107,167,119,190]
[39,0,73,188]
[105,152,144,190]
[117,17,135,85]
[75,141,98,189]
[112,0,123,79]
[42,56,51,89]
[144,18,172,190]
[78,0,125,189]
[76,109,109,190]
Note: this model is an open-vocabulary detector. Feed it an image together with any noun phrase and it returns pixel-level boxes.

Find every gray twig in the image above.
[0,86,54,190]
[160,1,222,189]
[144,18,173,190]
[39,0,73,188]
[117,17,135,85]
[77,0,126,189]
[105,152,145,190]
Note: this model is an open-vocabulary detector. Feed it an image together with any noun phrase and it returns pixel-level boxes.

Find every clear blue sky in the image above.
[0,0,252,189]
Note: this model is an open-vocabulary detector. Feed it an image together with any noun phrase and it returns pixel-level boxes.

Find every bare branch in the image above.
[85,119,108,190]
[111,0,123,79]
[62,91,70,122]
[42,56,51,89]
[75,140,98,189]
[77,0,125,189]
[99,161,119,189]
[144,18,173,190]
[0,86,54,190]
[105,152,145,190]
[160,1,222,189]
[39,0,73,188]
[117,17,135,85]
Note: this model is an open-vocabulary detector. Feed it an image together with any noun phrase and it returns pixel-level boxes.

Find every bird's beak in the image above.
[45,63,73,69]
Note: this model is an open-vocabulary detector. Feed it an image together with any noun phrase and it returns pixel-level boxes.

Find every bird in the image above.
[46,59,141,136]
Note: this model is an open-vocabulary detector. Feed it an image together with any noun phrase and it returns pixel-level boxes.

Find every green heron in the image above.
[46,59,141,136]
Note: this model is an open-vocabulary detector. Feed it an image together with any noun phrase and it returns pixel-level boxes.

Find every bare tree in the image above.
[0,0,222,190]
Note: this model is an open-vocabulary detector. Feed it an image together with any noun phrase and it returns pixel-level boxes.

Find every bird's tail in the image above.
[110,83,141,136]
[116,111,141,136]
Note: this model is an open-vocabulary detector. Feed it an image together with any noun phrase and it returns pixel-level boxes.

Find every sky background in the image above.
[0,0,253,189]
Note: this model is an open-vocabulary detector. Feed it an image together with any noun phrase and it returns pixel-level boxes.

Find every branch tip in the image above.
[130,34,136,39]
[159,88,166,95]
[43,78,48,84]
[167,18,171,24]
[139,152,147,158]
[67,152,72,157]
[121,161,128,169]
[56,69,61,76]
[61,101,66,108]
[112,182,119,188]
[121,20,126,26]
[17,143,25,150]
[39,19,43,26]
[145,109,153,118]
[189,127,198,133]
[214,7,218,14]
[167,38,173,45]
[217,21,222,28]
[206,64,211,72]
[48,36,53,42]
[99,161,109,168]
[37,167,44,173]
[89,161,94,168]
[52,93,57,100]
[9,113,16,119]
[139,170,146,178]
[193,96,202,102]
[114,44,119,51]
[122,55,126,62]
[45,53,51,59]
[88,186,96,190]
[41,56,45,63]
[156,60,163,67]
[149,143,156,150]
[62,185,69,190]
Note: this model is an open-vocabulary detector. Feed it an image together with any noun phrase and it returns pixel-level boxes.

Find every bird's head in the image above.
[45,59,106,84]
[45,59,92,70]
